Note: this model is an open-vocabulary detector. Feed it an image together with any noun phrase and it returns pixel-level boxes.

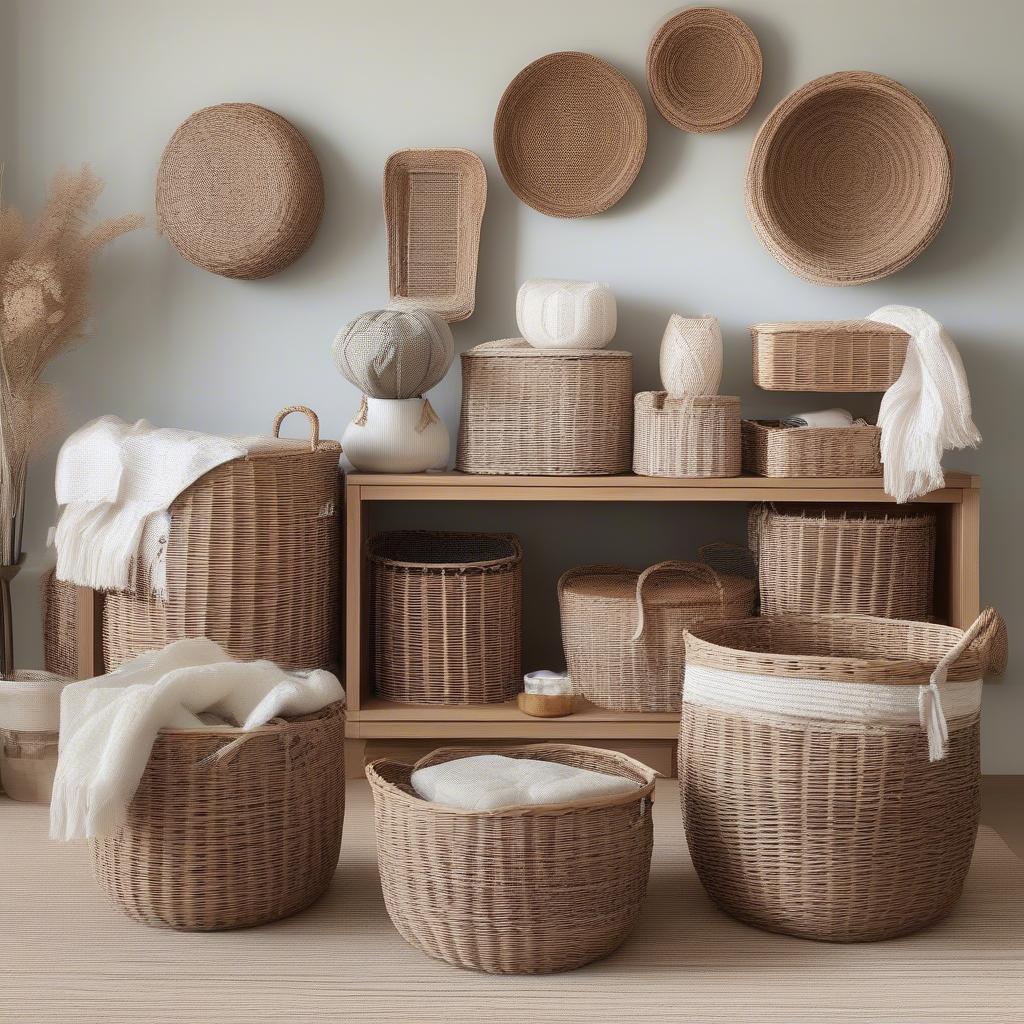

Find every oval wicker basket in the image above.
[741,419,882,478]
[679,612,1005,941]
[456,340,633,476]
[746,72,952,285]
[102,408,340,672]
[633,392,741,478]
[367,743,656,973]
[646,7,762,133]
[91,701,346,931]
[559,561,756,713]
[494,51,647,218]
[368,531,522,704]
[750,504,935,620]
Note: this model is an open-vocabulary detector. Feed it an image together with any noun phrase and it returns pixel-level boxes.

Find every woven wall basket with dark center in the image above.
[746,72,952,285]
[647,7,762,133]
[494,51,647,218]
[156,103,324,279]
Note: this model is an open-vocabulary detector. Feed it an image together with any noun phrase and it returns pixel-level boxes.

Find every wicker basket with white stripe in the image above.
[679,610,1007,942]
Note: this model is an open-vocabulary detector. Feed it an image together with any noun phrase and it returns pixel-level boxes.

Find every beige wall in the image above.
[4,0,1022,769]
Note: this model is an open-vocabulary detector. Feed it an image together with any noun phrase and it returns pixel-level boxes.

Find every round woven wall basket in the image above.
[647,7,762,133]
[494,51,647,218]
[156,103,324,279]
[746,72,952,285]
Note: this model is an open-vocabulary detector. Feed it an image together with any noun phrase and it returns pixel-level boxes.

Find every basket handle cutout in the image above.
[273,405,320,451]
[631,561,726,643]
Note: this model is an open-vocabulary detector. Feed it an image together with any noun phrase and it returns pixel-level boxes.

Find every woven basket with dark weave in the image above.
[633,392,741,478]
[367,744,656,973]
[41,568,78,679]
[742,419,882,478]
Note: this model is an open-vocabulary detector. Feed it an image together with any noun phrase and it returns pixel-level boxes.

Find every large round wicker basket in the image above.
[102,408,340,672]
[367,744,656,974]
[368,531,522,704]
[558,561,756,712]
[679,613,1005,942]
[91,701,346,931]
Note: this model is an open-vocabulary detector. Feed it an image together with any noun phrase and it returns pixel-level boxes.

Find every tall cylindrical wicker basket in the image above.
[679,612,1005,942]
[102,408,341,672]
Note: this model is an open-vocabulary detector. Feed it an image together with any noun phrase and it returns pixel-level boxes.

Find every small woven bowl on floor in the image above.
[647,7,762,133]
[156,103,324,279]
[746,72,952,285]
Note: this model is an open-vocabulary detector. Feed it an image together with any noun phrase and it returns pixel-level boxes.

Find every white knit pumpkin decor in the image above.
[515,279,616,350]
[659,313,723,397]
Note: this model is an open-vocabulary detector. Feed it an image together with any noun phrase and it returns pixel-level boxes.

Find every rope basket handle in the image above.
[272,405,320,451]
[632,561,726,643]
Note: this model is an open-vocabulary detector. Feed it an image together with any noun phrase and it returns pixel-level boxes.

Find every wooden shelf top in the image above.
[354,697,678,723]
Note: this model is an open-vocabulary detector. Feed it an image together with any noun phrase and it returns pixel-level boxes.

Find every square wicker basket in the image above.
[742,419,882,478]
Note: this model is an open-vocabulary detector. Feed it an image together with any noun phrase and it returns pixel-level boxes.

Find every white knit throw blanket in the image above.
[54,417,255,598]
[869,305,981,503]
[50,638,346,841]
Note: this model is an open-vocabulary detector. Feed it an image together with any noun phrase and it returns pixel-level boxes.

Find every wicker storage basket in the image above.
[751,504,935,620]
[742,419,882,478]
[633,392,741,478]
[369,531,522,704]
[457,340,633,476]
[42,568,78,678]
[752,321,909,392]
[679,611,1005,941]
[91,701,345,931]
[559,561,756,712]
[102,408,340,672]
[367,743,656,973]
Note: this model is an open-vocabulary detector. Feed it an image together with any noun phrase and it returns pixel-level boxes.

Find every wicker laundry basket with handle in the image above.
[367,743,656,973]
[559,561,756,713]
[91,700,346,931]
[679,611,1006,942]
[102,407,341,672]
[633,392,741,478]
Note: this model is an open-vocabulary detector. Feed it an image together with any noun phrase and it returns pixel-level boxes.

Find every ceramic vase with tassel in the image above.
[342,396,449,473]
[659,314,723,397]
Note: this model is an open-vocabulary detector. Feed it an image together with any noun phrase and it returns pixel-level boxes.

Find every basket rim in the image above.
[464,339,632,360]
[366,529,523,571]
[635,391,740,412]
[559,562,755,606]
[750,319,909,338]
[154,699,346,738]
[743,418,881,436]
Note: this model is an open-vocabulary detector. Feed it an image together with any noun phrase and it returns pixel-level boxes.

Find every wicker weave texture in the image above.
[494,52,647,218]
[751,321,909,392]
[384,149,486,322]
[559,562,755,713]
[746,72,952,286]
[369,532,522,704]
[156,103,324,279]
[90,702,346,931]
[646,7,762,133]
[103,410,341,672]
[456,341,633,476]
[751,504,935,621]
[41,568,78,679]
[633,393,740,478]
[742,419,882,478]
[367,744,656,974]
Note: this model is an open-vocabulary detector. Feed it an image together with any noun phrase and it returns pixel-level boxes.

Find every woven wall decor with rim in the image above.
[156,103,324,279]
[558,561,756,713]
[741,419,883,478]
[751,320,909,392]
[749,503,935,620]
[102,407,340,672]
[90,701,346,931]
[384,149,487,322]
[494,51,647,218]
[646,7,762,133]
[366,743,656,974]
[456,340,633,476]
[633,393,741,478]
[746,71,952,285]
[368,531,522,705]
[679,612,1005,941]
[41,568,78,680]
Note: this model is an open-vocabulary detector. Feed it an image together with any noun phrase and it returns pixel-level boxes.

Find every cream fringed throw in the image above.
[869,305,981,503]
[50,638,346,841]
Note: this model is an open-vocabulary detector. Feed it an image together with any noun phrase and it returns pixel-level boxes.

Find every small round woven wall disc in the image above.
[156,103,324,279]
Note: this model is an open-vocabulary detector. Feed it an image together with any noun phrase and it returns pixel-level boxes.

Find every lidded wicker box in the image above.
[101,408,341,672]
[558,561,756,713]
[368,531,522,704]
[742,418,882,478]
[457,340,633,476]
[633,393,741,478]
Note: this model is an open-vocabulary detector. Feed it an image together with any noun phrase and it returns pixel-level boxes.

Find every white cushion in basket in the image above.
[410,754,640,811]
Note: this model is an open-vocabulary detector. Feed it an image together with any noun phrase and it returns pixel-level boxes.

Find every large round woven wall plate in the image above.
[156,103,324,280]
[646,7,762,133]
[745,72,953,286]
[494,51,647,218]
